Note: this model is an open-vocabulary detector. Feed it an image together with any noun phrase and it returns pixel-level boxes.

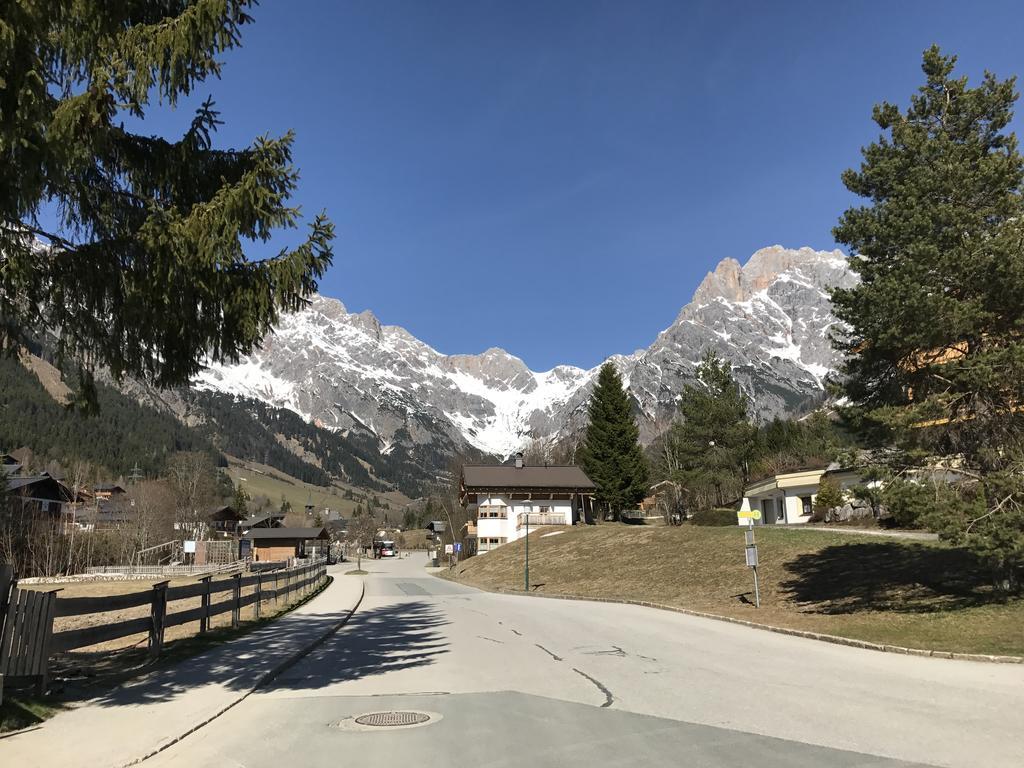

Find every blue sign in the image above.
[455,542,462,553]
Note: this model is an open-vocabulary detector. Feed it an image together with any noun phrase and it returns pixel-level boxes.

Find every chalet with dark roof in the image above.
[459,454,596,553]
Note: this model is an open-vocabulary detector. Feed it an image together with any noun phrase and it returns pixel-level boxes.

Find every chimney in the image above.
[515,452,524,469]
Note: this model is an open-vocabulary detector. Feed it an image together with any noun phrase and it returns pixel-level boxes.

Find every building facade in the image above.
[460,460,596,553]
[739,465,873,525]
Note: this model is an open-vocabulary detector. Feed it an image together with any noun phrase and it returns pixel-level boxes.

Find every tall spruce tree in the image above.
[580,363,648,520]
[833,47,1024,591]
[0,2,334,406]
[665,350,754,509]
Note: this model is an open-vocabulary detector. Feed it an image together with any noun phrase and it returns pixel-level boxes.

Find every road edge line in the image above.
[127,575,367,766]
[438,575,1023,664]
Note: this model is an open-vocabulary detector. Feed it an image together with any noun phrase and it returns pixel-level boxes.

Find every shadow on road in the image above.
[80,600,448,708]
[780,541,998,614]
[270,599,450,690]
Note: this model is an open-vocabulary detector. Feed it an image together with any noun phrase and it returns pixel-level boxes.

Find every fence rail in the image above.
[84,561,245,577]
[0,557,328,697]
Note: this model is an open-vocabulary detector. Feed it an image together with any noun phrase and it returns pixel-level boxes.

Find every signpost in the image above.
[738,511,761,608]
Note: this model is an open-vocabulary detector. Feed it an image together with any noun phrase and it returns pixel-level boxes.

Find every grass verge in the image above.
[0,697,64,735]
[444,525,1023,657]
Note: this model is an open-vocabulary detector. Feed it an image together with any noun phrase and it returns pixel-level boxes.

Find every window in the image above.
[800,496,812,516]
[539,505,551,514]
[478,506,506,519]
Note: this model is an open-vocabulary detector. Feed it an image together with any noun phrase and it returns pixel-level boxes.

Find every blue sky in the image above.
[114,1,1024,370]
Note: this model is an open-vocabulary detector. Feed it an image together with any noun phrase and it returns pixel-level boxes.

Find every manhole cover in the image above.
[354,711,431,727]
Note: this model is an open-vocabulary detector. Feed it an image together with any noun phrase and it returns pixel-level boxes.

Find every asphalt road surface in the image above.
[147,554,1024,768]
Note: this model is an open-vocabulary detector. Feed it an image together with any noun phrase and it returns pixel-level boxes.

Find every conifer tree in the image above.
[665,350,754,509]
[232,483,248,516]
[833,47,1024,591]
[0,2,334,405]
[580,363,648,520]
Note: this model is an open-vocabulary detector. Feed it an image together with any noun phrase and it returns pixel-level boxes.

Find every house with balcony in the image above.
[459,456,596,553]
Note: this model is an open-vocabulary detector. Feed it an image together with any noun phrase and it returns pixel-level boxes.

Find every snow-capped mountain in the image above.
[194,246,855,457]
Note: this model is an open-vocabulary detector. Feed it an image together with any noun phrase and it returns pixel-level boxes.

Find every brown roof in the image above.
[461,465,595,492]
[244,527,329,540]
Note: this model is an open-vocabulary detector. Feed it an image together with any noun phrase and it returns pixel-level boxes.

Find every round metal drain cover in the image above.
[355,711,431,727]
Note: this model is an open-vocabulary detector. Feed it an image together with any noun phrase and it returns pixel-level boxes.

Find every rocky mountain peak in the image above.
[690,246,846,310]
[195,245,855,458]
[692,257,744,304]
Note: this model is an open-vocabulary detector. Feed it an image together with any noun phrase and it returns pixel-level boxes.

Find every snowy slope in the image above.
[195,245,855,456]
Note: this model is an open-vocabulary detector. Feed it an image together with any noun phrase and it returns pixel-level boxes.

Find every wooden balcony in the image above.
[516,512,568,530]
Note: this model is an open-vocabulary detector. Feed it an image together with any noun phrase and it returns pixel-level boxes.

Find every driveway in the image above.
[145,553,1023,768]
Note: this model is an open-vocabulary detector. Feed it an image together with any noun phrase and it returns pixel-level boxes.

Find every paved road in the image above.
[147,555,1024,768]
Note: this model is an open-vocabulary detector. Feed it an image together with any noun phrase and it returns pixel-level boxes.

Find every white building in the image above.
[739,468,828,525]
[460,458,597,553]
[739,465,872,525]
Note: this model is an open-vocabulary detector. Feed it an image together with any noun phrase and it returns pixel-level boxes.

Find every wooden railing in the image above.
[84,561,245,577]
[515,512,568,529]
[0,557,328,699]
[50,557,328,655]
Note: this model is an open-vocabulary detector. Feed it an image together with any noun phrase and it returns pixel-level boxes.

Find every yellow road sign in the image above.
[737,510,762,520]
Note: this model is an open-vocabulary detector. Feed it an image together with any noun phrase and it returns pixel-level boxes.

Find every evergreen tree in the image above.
[579,363,648,520]
[0,2,334,406]
[280,496,292,515]
[812,478,844,521]
[663,350,755,509]
[232,483,248,516]
[833,47,1024,591]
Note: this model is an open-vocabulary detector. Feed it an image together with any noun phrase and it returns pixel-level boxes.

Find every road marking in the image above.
[572,667,614,708]
[535,643,563,662]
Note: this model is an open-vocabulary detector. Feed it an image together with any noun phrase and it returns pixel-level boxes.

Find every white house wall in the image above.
[473,493,573,552]
[740,483,819,526]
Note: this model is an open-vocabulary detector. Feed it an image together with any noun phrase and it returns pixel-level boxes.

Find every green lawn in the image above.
[0,697,63,733]
[445,524,1024,657]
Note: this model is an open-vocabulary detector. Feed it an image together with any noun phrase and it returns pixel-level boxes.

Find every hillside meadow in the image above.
[444,524,1024,657]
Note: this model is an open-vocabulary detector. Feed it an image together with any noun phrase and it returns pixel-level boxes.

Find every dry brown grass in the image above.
[23,572,299,651]
[17,571,326,697]
[447,525,1024,656]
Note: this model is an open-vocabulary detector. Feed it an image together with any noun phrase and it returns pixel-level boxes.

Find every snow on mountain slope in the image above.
[195,296,593,456]
[195,245,855,456]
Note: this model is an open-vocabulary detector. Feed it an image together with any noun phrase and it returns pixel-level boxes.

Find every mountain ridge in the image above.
[194,245,855,457]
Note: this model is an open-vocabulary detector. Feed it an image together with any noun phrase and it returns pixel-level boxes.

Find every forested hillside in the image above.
[0,355,217,477]
[0,352,447,496]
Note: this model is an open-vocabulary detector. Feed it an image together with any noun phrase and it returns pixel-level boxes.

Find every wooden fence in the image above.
[1,565,58,703]
[0,558,327,699]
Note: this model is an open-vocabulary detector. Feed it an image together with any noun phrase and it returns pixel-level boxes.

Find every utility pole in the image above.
[524,505,530,592]
[128,462,143,485]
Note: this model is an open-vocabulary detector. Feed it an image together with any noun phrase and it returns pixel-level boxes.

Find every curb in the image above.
[126,574,366,766]
[445,576,1022,665]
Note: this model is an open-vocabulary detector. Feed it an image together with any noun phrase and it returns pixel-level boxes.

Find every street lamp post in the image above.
[524,503,530,592]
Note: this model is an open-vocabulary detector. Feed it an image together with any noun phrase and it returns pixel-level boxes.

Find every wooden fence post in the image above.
[254,571,262,620]
[148,581,168,658]
[35,590,57,696]
[199,575,212,634]
[272,570,278,609]
[0,563,12,703]
[231,572,241,629]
